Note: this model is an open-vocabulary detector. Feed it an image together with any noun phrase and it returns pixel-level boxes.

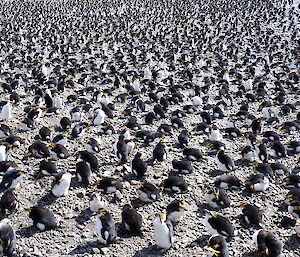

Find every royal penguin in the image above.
[51,171,72,197]
[0,189,18,216]
[132,152,148,177]
[214,174,242,190]
[26,206,57,231]
[89,193,108,212]
[203,210,235,240]
[172,159,194,174]
[76,150,99,172]
[204,234,229,257]
[162,176,189,194]
[113,135,128,164]
[240,202,263,227]
[121,204,143,235]
[39,159,57,176]
[153,212,174,252]
[152,139,167,163]
[252,229,282,257]
[166,200,187,224]
[0,218,16,256]
[182,148,203,161]
[136,181,161,203]
[216,150,235,172]
[84,137,101,153]
[245,174,270,192]
[95,208,117,245]
[204,187,231,209]
[0,167,25,193]
[76,161,92,185]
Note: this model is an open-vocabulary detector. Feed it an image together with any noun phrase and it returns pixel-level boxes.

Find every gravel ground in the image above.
[0,0,300,256]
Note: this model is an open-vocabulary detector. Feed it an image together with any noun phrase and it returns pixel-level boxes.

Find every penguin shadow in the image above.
[241,251,260,257]
[207,169,225,177]
[189,234,210,248]
[16,226,40,238]
[36,192,57,206]
[68,240,103,255]
[132,245,167,257]
[284,234,300,251]
[235,158,249,167]
[75,208,93,225]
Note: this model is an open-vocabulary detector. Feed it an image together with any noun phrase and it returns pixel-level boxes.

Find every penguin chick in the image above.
[204,188,231,209]
[214,174,242,190]
[166,200,187,224]
[0,167,25,193]
[26,206,57,231]
[89,193,108,212]
[203,211,235,239]
[240,202,263,227]
[76,161,92,185]
[216,150,235,172]
[0,189,18,216]
[95,208,117,245]
[132,152,148,177]
[153,212,174,252]
[51,171,71,197]
[0,218,16,256]
[162,176,189,193]
[136,181,161,203]
[121,204,143,235]
[252,229,282,257]
[204,234,229,257]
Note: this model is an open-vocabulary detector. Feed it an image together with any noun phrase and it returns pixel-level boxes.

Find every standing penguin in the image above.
[166,200,187,224]
[0,189,18,216]
[93,108,106,126]
[153,213,174,252]
[121,204,143,235]
[26,206,57,231]
[204,234,229,257]
[0,101,12,121]
[252,229,282,257]
[95,208,117,245]
[51,171,72,197]
[132,152,148,177]
[0,167,25,193]
[76,161,92,185]
[113,135,128,164]
[0,218,16,256]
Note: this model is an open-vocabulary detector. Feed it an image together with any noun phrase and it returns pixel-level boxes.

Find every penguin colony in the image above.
[0,0,299,256]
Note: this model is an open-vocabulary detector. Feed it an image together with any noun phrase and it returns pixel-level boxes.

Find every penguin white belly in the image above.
[254,179,269,192]
[96,217,108,244]
[137,190,152,202]
[219,182,229,189]
[52,175,71,197]
[209,131,221,141]
[0,146,6,162]
[72,112,81,122]
[90,199,108,212]
[154,221,172,249]
[37,222,46,231]
[126,141,135,153]
[217,160,228,172]
[245,152,254,162]
[93,111,105,126]
[10,174,24,189]
[0,103,12,120]
[168,210,184,223]
[204,193,219,208]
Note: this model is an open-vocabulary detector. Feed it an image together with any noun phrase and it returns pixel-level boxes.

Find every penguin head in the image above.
[212,187,220,200]
[178,201,187,211]
[122,203,133,211]
[96,208,107,216]
[155,212,167,223]
[16,166,25,173]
